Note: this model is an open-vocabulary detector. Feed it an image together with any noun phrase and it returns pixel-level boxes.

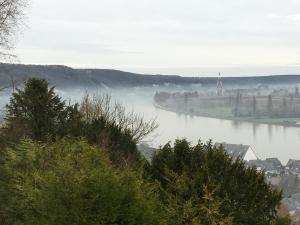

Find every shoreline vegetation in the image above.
[153,93,300,127]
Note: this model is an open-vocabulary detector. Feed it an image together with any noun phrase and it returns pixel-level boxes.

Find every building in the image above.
[248,158,284,176]
[286,159,300,175]
[215,142,258,162]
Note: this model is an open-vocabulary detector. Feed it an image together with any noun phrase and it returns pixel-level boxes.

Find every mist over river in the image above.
[2,86,300,164]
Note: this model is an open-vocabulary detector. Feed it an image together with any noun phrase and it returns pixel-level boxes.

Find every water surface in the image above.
[2,86,300,164]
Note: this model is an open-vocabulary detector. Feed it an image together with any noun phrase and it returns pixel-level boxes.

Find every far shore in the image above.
[153,101,300,128]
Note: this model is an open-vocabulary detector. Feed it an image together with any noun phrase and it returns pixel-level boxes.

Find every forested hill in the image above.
[1,63,300,88]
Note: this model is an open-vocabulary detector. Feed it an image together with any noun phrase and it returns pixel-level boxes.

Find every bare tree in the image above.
[80,93,159,143]
[0,75,23,96]
[0,0,27,58]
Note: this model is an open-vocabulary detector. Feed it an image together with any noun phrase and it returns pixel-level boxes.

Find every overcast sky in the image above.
[11,0,300,76]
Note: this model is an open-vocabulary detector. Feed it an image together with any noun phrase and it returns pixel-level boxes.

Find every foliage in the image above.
[80,115,142,166]
[0,78,290,224]
[1,78,82,143]
[0,138,166,225]
[149,139,283,225]
[0,78,145,166]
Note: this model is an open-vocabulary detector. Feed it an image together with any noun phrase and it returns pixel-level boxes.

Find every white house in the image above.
[215,142,258,162]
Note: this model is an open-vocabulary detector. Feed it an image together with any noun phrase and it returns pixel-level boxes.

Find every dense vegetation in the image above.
[0,78,148,166]
[0,78,291,224]
[0,138,165,225]
[149,139,284,225]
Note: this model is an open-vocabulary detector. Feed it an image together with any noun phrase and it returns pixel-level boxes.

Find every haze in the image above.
[12,0,300,76]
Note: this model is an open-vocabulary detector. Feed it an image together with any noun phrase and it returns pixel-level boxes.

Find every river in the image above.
[1,86,300,164]
[104,87,300,165]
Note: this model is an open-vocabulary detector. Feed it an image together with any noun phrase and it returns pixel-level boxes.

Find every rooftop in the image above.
[215,142,254,161]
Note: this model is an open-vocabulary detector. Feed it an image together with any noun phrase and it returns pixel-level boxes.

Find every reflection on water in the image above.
[252,123,257,139]
[151,109,300,164]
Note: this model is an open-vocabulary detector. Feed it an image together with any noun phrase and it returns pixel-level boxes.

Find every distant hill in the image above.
[1,63,300,88]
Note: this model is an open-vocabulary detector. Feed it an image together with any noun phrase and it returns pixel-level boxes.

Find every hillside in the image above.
[1,63,300,88]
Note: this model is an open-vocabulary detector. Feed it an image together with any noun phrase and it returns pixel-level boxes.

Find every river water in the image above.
[104,87,300,165]
[1,86,300,164]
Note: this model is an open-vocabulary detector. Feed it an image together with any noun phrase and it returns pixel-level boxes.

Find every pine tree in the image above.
[252,96,257,116]
[282,97,287,117]
[2,78,81,142]
[150,139,283,224]
[268,95,273,117]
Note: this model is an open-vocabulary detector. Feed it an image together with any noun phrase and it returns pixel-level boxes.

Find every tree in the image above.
[0,138,166,225]
[183,92,188,106]
[282,97,287,117]
[149,139,283,225]
[79,93,158,166]
[0,0,28,58]
[1,79,153,166]
[268,95,273,116]
[234,91,241,117]
[252,96,257,116]
[80,93,158,143]
[2,78,82,143]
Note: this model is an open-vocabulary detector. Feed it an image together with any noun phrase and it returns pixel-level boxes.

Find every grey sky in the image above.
[12,0,300,76]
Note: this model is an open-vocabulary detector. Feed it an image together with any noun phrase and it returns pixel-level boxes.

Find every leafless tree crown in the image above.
[80,93,159,143]
[0,0,27,58]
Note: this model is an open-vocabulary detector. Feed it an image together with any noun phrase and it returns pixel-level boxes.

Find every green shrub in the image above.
[0,138,165,225]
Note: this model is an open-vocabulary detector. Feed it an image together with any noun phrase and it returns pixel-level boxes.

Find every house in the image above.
[247,159,265,171]
[264,158,284,176]
[248,158,284,177]
[278,175,300,197]
[215,142,258,162]
[286,159,300,175]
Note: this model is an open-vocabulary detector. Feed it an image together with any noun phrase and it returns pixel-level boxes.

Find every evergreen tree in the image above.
[1,78,82,143]
[149,139,283,225]
[234,91,242,117]
[252,96,257,116]
[267,95,273,117]
[282,97,287,117]
[184,92,188,106]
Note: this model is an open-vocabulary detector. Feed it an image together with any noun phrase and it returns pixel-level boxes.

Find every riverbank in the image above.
[153,101,300,127]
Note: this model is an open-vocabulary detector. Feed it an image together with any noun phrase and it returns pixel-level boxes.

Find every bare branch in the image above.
[0,0,28,58]
[80,93,159,143]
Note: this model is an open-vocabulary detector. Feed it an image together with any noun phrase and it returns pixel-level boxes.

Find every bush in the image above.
[0,138,165,225]
[149,139,283,225]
